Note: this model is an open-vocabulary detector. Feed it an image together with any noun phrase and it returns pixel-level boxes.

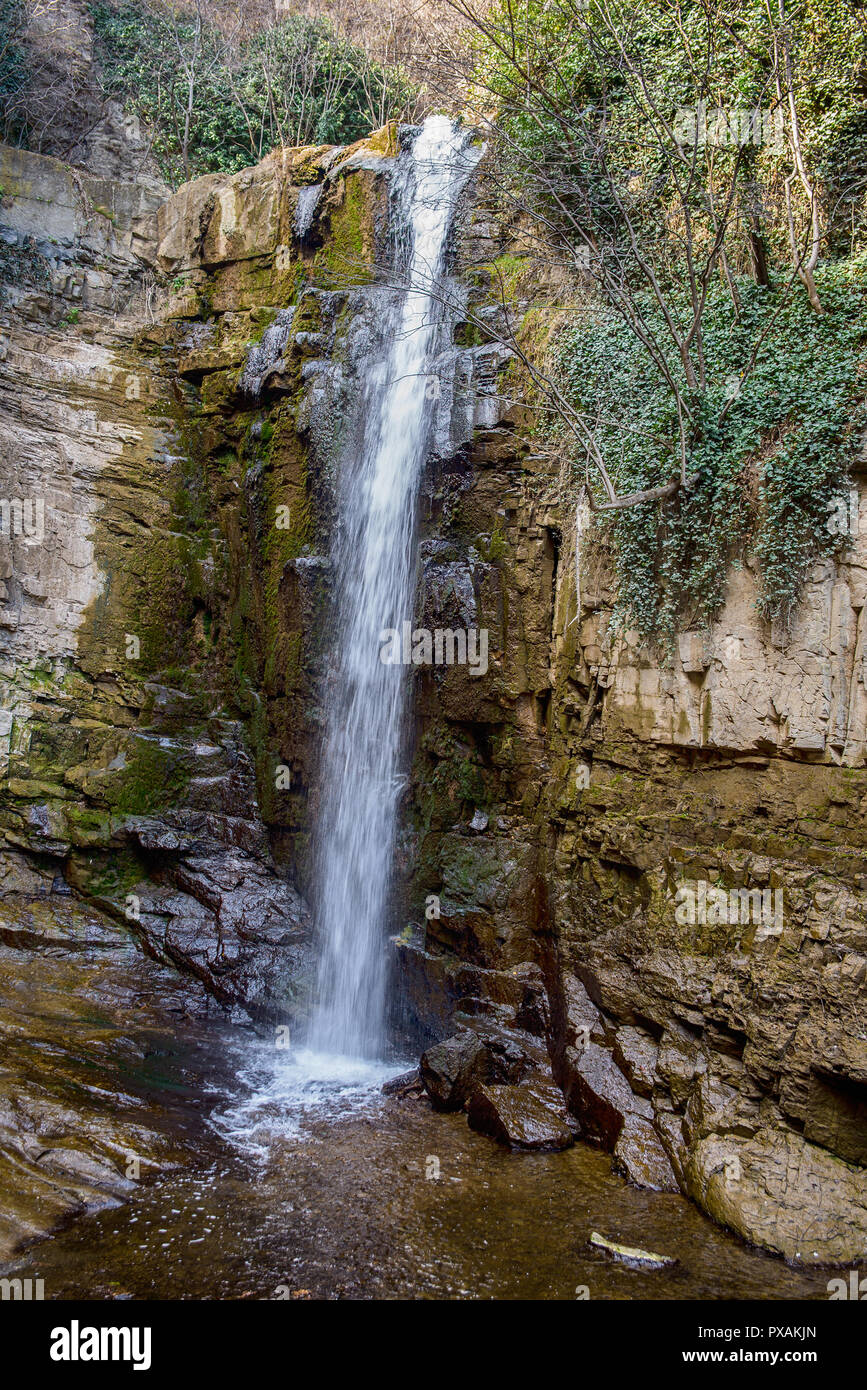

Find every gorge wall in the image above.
[1,118,865,1264]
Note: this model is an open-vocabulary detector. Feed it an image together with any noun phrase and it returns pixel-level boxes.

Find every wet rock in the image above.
[391,939,550,1047]
[653,1110,689,1190]
[0,894,235,1259]
[0,851,55,897]
[564,1041,652,1147]
[459,1015,549,1083]
[390,941,464,1047]
[682,1072,761,1149]
[420,1004,555,1114]
[428,833,540,967]
[561,973,606,1050]
[67,816,313,1022]
[467,1082,573,1151]
[685,1124,867,1264]
[508,962,551,1037]
[613,1116,679,1192]
[613,1026,659,1098]
[588,1232,677,1268]
[657,1024,706,1110]
[420,1032,488,1110]
[381,1068,423,1097]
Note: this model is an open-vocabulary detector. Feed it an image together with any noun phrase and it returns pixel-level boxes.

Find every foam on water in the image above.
[210,1046,407,1156]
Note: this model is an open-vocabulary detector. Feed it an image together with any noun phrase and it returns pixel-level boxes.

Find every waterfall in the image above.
[239,307,295,397]
[294,183,323,240]
[308,117,482,1062]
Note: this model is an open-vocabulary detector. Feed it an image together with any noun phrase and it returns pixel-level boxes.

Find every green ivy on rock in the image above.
[559,262,867,646]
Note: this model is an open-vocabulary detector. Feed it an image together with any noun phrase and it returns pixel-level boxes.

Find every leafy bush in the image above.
[465,0,867,643]
[90,1,248,181]
[89,2,413,187]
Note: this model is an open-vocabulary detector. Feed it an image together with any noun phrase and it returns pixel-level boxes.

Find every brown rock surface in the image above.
[467,1082,574,1151]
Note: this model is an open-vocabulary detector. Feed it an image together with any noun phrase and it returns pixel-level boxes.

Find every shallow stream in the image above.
[5,1039,838,1301]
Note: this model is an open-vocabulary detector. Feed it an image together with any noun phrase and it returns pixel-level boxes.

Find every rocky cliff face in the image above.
[1,121,865,1264]
[391,173,867,1264]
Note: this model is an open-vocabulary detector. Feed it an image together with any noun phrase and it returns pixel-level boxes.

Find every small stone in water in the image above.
[588,1231,676,1268]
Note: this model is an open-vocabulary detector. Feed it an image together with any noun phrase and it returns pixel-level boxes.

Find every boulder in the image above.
[467,1082,574,1150]
[459,1016,546,1084]
[381,1068,423,1098]
[685,1125,867,1264]
[420,1031,488,1110]
[613,1115,680,1192]
[564,1041,652,1147]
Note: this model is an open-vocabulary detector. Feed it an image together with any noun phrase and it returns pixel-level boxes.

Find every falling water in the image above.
[294,183,324,240]
[308,117,482,1063]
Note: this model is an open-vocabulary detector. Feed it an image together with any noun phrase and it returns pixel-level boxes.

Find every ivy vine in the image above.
[559,262,867,647]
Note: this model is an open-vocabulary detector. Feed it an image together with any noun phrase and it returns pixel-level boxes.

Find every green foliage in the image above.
[0,0,29,145]
[797,0,867,255]
[238,19,411,149]
[471,0,867,643]
[89,2,412,187]
[560,264,867,642]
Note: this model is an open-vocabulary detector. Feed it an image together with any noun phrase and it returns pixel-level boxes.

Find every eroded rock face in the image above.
[0,136,339,1025]
[0,882,237,1258]
[0,124,441,1255]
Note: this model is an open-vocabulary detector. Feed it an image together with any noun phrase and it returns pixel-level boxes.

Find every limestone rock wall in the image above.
[539,512,867,1262]
[0,141,312,1024]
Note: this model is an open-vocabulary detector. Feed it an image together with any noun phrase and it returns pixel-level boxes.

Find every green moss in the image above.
[479,518,508,562]
[81,850,144,899]
[481,253,529,304]
[312,176,374,287]
[105,739,191,815]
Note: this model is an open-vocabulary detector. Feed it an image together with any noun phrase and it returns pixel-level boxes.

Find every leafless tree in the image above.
[769,0,823,313]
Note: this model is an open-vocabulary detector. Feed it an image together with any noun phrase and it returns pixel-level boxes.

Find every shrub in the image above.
[89,2,413,187]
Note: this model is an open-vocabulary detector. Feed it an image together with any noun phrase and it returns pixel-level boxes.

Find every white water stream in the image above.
[308,117,481,1067]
